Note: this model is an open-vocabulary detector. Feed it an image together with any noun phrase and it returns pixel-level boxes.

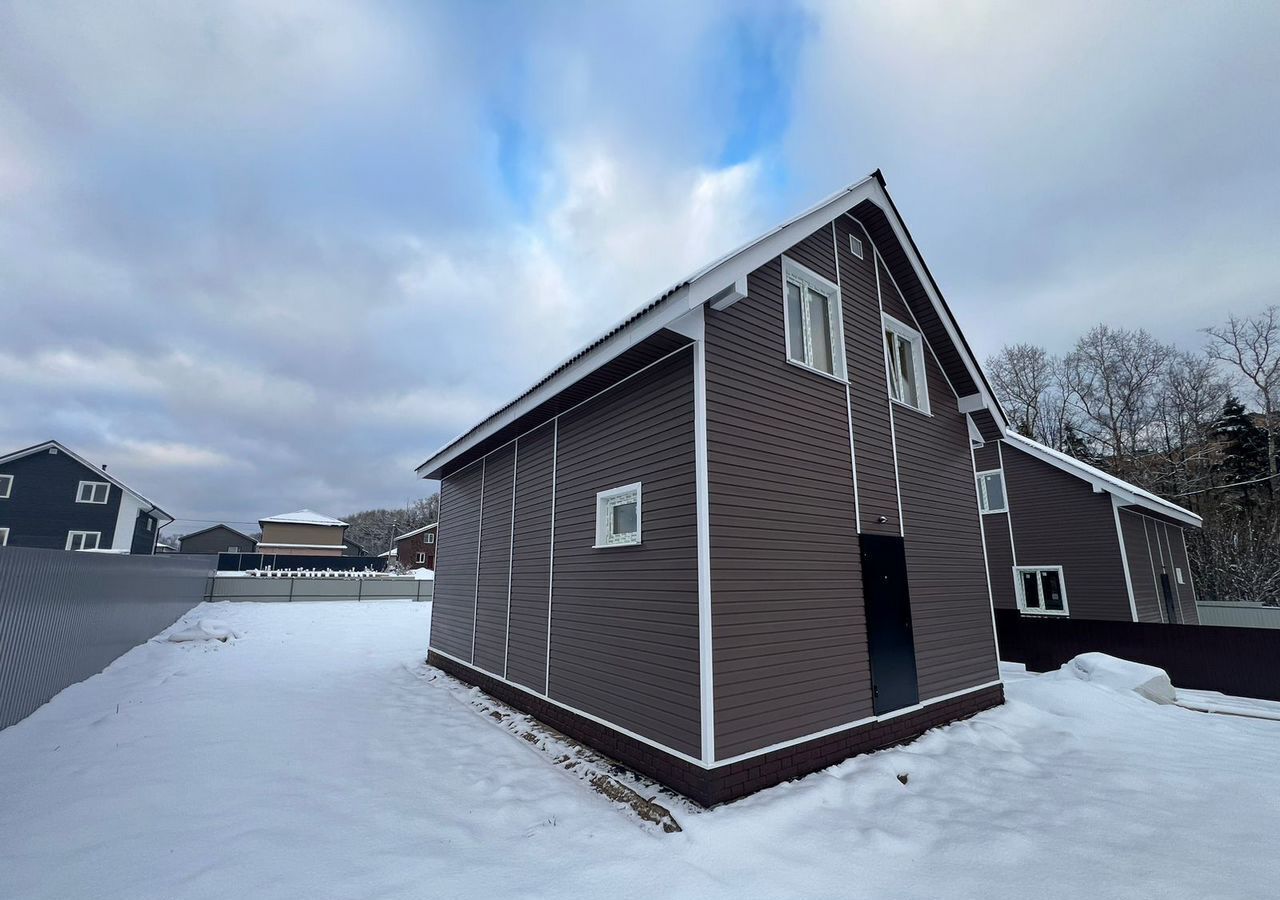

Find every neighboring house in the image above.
[178,524,257,554]
[415,171,1012,806]
[974,432,1202,624]
[0,439,173,553]
[391,523,437,569]
[342,537,369,557]
[256,510,347,557]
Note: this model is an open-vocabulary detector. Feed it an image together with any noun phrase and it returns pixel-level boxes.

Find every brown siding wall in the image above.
[1133,512,1200,625]
[706,229,872,760]
[432,461,483,660]
[473,444,515,674]
[877,260,998,698]
[257,522,344,547]
[429,347,701,759]
[1163,521,1199,623]
[505,421,554,690]
[1000,444,1132,620]
[549,350,700,758]
[1120,510,1163,622]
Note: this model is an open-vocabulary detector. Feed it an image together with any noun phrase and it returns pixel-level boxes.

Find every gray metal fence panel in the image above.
[1196,602,1280,629]
[0,547,216,730]
[205,574,433,602]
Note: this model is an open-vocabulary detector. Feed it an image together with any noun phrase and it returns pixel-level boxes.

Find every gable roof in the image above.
[1002,431,1202,528]
[259,509,348,527]
[0,439,174,525]
[415,169,1009,480]
[394,522,438,543]
[179,523,256,544]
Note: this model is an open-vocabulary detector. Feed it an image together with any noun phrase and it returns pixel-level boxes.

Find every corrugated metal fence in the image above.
[1196,602,1280,630]
[0,547,216,730]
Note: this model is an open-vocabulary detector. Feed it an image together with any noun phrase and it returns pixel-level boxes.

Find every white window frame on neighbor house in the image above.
[594,482,642,548]
[883,313,931,414]
[66,530,101,551]
[1014,565,1069,616]
[76,480,110,504]
[415,551,426,564]
[0,527,9,546]
[976,470,1007,514]
[781,256,846,381]
[425,532,435,544]
[0,473,12,499]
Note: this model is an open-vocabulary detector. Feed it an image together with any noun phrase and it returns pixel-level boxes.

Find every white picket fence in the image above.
[1196,602,1280,629]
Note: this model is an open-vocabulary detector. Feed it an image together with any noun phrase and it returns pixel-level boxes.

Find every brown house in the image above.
[415,171,1011,806]
[256,509,347,557]
[393,523,437,569]
[975,432,1201,624]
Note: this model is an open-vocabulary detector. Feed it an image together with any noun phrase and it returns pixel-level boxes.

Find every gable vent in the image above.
[849,235,864,259]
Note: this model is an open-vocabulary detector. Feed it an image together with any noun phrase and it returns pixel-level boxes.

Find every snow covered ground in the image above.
[1,601,1278,900]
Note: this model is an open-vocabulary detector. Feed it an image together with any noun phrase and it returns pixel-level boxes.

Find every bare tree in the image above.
[1204,305,1280,479]
[1148,351,1231,499]
[1061,325,1174,472]
[986,343,1054,439]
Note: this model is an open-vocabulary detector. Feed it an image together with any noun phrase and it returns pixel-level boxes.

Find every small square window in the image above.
[77,481,110,504]
[66,530,101,551]
[425,532,435,544]
[415,552,426,564]
[1015,567,1068,616]
[976,471,1007,514]
[595,483,642,547]
[884,314,930,413]
[783,257,845,379]
[0,473,11,499]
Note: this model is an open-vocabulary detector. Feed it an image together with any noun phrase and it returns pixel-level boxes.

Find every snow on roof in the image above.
[394,522,438,542]
[259,509,348,527]
[1002,431,1202,528]
[0,439,174,525]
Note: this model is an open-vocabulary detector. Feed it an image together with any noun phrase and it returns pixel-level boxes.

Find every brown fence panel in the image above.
[995,608,1280,701]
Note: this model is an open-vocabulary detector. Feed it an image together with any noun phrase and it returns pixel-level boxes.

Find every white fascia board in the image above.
[394,522,438,542]
[957,394,987,414]
[1003,432,1201,528]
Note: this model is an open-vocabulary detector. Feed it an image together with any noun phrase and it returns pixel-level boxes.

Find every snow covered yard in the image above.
[2,602,1278,900]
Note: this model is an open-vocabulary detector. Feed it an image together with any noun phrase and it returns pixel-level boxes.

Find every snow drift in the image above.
[1056,652,1176,704]
[165,619,239,643]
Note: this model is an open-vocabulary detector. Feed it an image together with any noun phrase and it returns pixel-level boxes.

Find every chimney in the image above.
[101,464,107,471]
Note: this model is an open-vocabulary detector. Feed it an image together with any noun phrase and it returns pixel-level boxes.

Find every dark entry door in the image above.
[859,534,919,715]
[1160,573,1180,624]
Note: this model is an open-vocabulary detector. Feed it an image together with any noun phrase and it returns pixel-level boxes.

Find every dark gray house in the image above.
[178,524,256,554]
[0,439,173,554]
[416,171,1011,805]
[975,432,1201,624]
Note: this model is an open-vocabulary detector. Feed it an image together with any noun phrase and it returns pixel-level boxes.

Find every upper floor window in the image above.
[595,482,641,547]
[1015,566,1068,616]
[976,470,1007,514]
[77,481,110,504]
[415,551,426,564]
[883,314,930,413]
[783,257,845,379]
[66,530,101,551]
[0,474,11,499]
[425,532,436,544]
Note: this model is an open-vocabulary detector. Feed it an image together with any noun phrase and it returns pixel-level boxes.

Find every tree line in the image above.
[342,494,439,558]
[986,305,1279,605]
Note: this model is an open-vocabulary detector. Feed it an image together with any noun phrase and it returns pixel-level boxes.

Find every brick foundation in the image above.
[428,650,1004,807]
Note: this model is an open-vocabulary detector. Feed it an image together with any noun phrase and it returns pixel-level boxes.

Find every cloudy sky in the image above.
[1,1,1277,536]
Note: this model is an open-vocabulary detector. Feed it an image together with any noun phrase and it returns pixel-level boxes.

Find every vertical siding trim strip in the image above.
[472,457,486,661]
[503,441,518,678]
[1141,516,1165,623]
[694,337,716,764]
[544,419,558,696]
[1111,496,1140,622]
[871,247,906,534]
[1180,527,1199,613]
[831,222,863,533]
[971,442,1001,663]
[997,442,1019,567]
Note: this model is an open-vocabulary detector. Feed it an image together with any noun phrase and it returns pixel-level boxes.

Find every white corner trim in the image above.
[693,338,716,764]
[832,221,862,534]
[1112,496,1140,622]
[997,442,1018,567]
[971,444,1001,667]
[871,252,906,535]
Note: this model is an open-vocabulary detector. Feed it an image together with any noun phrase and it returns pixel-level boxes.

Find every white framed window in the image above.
[595,482,642,548]
[66,530,101,551]
[425,532,435,544]
[415,551,426,564]
[146,518,154,532]
[976,470,1007,514]
[1014,566,1069,616]
[76,481,110,504]
[1175,567,1185,585]
[0,527,8,546]
[883,314,930,413]
[782,257,845,379]
[0,474,12,499]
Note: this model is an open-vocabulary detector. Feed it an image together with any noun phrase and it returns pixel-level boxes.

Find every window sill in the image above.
[890,397,932,417]
[785,358,849,386]
[979,508,1008,516]
[1018,609,1070,617]
[592,542,642,549]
